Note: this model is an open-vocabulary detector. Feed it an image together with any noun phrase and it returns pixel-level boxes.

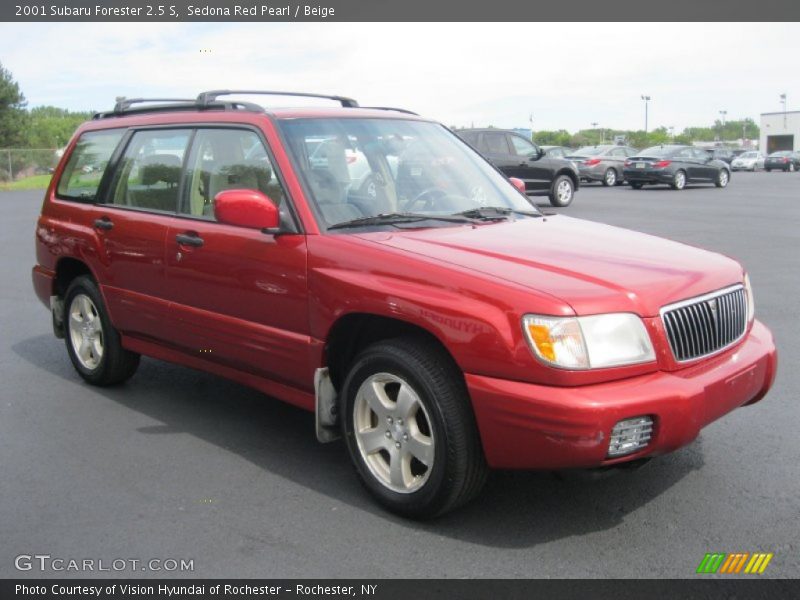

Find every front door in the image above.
[161,127,310,389]
[507,134,551,193]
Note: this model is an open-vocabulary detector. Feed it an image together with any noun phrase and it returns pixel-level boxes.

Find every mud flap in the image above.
[314,367,340,443]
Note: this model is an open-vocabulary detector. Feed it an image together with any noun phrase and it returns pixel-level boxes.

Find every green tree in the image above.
[533,129,572,146]
[0,61,28,147]
[26,106,92,148]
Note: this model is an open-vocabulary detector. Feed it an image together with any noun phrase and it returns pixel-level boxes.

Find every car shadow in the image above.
[12,334,704,549]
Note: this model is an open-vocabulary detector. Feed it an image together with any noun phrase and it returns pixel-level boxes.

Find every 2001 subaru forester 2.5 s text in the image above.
[32,91,777,518]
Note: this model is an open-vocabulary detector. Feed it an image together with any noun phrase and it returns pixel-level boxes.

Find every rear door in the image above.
[161,127,311,389]
[477,131,517,178]
[93,128,193,339]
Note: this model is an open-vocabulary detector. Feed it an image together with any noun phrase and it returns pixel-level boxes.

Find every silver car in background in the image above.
[731,151,765,171]
[566,144,638,186]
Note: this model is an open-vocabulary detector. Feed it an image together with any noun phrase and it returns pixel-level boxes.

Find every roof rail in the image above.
[113,97,195,113]
[196,89,359,108]
[361,106,418,116]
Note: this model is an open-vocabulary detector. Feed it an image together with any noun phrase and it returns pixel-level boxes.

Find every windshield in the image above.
[571,145,613,157]
[739,152,758,159]
[279,118,538,229]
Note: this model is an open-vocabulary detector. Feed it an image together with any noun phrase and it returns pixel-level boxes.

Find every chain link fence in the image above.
[0,148,61,182]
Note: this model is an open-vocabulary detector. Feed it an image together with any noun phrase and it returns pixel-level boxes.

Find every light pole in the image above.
[668,126,675,142]
[780,93,787,128]
[590,122,600,143]
[719,110,727,142]
[641,95,650,135]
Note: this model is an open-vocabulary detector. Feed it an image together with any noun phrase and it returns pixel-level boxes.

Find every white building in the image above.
[760,110,800,154]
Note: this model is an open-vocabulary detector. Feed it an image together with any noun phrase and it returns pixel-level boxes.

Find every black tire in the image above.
[602,168,617,187]
[715,168,730,188]
[63,275,140,386]
[669,169,687,190]
[340,336,487,519]
[765,168,771,172]
[630,182,644,190]
[549,174,574,207]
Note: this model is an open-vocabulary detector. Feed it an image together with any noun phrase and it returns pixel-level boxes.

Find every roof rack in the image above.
[196,89,359,108]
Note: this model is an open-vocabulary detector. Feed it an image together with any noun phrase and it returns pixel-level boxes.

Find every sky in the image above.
[0,22,797,132]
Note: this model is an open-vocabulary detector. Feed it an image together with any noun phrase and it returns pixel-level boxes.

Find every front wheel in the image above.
[341,337,487,519]
[64,276,140,386]
[602,168,617,187]
[715,169,730,188]
[670,169,687,190]
[549,175,574,207]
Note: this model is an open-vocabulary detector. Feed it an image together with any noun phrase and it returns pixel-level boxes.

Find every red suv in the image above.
[32,91,777,518]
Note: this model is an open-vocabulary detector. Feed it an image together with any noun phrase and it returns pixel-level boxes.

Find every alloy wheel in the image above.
[68,293,104,370]
[353,372,435,494]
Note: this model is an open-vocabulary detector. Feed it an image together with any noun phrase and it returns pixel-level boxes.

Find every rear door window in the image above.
[108,129,192,212]
[483,132,511,155]
[56,129,125,201]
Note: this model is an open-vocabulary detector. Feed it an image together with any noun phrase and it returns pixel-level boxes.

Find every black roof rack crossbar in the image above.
[196,89,359,108]
[361,106,419,116]
[113,97,195,113]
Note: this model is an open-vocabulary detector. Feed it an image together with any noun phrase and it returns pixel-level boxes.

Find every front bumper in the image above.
[623,168,674,184]
[467,320,777,469]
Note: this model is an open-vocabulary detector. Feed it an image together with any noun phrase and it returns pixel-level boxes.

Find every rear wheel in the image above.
[715,169,730,188]
[670,169,687,190]
[602,168,617,187]
[341,337,487,519]
[549,175,574,207]
[64,276,140,386]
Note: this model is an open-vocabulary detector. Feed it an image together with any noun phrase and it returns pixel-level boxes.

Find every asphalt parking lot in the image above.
[1,171,798,579]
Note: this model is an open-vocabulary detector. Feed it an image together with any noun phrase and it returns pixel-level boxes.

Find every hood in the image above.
[356,215,743,317]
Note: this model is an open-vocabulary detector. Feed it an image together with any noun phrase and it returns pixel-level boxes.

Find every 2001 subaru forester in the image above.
[32,91,777,518]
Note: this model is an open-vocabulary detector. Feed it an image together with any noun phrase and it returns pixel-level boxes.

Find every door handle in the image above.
[93,217,113,231]
[175,233,204,248]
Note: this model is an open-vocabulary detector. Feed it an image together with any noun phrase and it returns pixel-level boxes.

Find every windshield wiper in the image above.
[453,206,541,220]
[327,212,477,231]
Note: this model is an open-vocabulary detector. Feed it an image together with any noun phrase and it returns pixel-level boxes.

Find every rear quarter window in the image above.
[56,129,125,201]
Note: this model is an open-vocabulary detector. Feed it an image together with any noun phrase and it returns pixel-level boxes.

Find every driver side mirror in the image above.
[530,147,545,160]
[509,177,526,194]
[214,189,280,232]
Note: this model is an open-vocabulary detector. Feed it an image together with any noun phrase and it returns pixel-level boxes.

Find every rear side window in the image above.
[56,130,125,201]
[108,129,192,212]
[483,132,510,154]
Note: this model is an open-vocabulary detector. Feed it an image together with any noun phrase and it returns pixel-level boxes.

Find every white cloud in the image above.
[0,22,797,131]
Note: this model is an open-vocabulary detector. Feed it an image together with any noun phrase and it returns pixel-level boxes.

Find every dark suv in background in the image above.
[457,128,579,207]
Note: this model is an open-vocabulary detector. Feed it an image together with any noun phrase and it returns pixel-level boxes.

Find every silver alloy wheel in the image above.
[605,169,617,186]
[556,179,573,205]
[791,163,796,172]
[674,170,686,189]
[719,170,729,187]
[68,293,104,370]
[353,372,435,494]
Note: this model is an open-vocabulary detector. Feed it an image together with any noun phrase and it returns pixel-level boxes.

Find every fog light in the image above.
[607,416,653,458]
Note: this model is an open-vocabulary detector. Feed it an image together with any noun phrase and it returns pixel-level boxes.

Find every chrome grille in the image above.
[661,285,747,362]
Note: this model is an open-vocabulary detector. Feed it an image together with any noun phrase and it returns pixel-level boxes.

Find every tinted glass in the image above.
[109,130,191,212]
[279,118,538,229]
[56,130,125,201]
[181,129,287,220]
[483,132,510,154]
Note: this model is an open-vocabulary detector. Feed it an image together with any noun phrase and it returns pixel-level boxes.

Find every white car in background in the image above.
[731,151,765,171]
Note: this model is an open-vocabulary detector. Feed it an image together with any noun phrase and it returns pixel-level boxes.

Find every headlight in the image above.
[744,273,755,323]
[522,313,655,370]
